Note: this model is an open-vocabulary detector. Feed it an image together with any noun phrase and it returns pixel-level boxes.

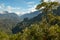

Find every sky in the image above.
[0,0,60,15]
[0,0,40,15]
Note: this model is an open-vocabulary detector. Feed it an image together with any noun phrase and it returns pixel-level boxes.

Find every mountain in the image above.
[0,6,60,34]
[12,11,44,34]
[0,10,41,34]
[19,11,40,21]
[12,6,60,34]
[0,11,21,33]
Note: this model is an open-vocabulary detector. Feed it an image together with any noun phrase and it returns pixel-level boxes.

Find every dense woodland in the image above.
[0,0,60,40]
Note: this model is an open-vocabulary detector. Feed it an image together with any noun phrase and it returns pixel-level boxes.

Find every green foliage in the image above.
[36,1,60,23]
[0,1,60,40]
[0,31,9,40]
[0,13,60,40]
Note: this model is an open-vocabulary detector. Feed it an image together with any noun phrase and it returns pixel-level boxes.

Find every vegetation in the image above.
[36,1,59,23]
[0,0,60,40]
[0,13,60,40]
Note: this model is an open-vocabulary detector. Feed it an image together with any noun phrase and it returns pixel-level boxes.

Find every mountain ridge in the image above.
[12,6,60,34]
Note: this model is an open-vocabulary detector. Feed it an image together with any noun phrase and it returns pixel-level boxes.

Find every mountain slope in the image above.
[12,6,60,34]
[0,11,40,34]
[12,11,44,33]
[0,11,20,33]
[19,11,40,20]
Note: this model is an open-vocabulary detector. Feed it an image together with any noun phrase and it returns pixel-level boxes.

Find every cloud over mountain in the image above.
[0,3,37,15]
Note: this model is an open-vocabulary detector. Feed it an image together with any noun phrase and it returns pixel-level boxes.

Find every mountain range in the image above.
[0,6,60,34]
[19,11,41,20]
[12,6,60,34]
[0,11,40,33]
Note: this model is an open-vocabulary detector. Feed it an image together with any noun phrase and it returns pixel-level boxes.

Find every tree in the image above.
[36,1,59,23]
[48,24,60,40]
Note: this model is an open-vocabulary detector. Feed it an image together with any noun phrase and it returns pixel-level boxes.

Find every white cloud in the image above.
[15,11,27,15]
[27,5,37,13]
[27,1,36,8]
[15,12,21,15]
[6,6,13,12]
[15,4,37,15]
[0,6,1,8]
[44,0,48,2]
[0,3,5,9]
[6,6,21,13]
[25,1,37,13]
[0,4,21,15]
[0,0,60,15]
[27,1,35,5]
[7,6,21,10]
[0,3,37,15]
[0,11,4,14]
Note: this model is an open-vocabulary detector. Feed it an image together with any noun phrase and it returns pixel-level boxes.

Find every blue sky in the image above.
[0,0,40,15]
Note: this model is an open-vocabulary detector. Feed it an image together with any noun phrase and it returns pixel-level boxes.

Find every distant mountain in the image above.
[0,11,21,33]
[19,11,41,20]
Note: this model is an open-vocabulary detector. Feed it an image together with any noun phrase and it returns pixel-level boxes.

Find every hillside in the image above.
[12,6,60,34]
[0,11,20,33]
[0,12,60,40]
[19,11,40,20]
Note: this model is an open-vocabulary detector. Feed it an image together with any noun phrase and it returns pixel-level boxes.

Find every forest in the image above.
[0,0,60,40]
